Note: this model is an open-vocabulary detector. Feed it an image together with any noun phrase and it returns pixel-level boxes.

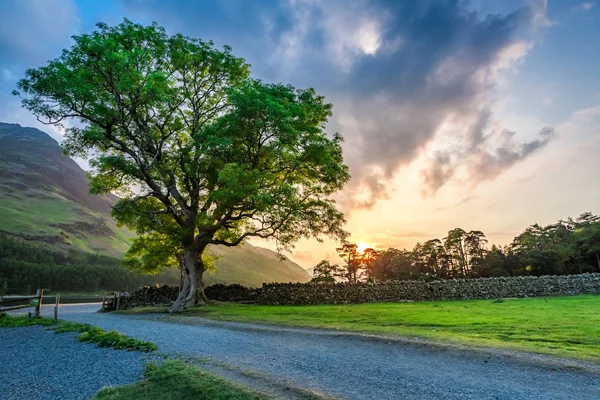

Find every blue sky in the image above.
[0,0,599,267]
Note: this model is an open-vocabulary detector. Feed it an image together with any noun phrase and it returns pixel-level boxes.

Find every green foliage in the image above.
[78,328,158,352]
[341,212,600,282]
[14,19,349,288]
[53,321,157,351]
[311,260,338,283]
[184,295,600,361]
[335,243,362,283]
[0,315,157,352]
[0,274,8,295]
[144,360,160,376]
[124,233,216,274]
[93,360,271,400]
[0,313,56,328]
[0,234,168,293]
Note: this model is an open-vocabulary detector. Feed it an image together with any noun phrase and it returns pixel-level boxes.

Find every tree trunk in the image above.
[169,245,207,313]
[596,252,600,272]
[176,253,184,294]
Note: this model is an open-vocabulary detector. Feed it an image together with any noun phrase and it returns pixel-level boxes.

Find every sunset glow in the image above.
[0,1,599,271]
[356,242,371,254]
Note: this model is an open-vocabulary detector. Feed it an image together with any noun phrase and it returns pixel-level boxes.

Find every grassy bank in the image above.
[0,313,157,352]
[181,295,600,362]
[94,360,271,400]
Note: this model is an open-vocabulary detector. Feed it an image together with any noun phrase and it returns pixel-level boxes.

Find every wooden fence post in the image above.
[34,289,44,317]
[115,291,121,311]
[54,293,60,321]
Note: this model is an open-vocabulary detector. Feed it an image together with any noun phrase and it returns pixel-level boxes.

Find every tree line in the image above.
[312,212,600,283]
[0,235,177,295]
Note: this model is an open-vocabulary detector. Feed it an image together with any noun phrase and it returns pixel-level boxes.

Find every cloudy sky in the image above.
[1,0,599,268]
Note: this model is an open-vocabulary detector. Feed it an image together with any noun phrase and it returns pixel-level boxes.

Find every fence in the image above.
[0,289,61,320]
[101,291,126,311]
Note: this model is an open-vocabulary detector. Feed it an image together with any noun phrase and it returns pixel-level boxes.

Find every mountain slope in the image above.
[0,122,132,256]
[0,122,310,286]
[206,244,311,287]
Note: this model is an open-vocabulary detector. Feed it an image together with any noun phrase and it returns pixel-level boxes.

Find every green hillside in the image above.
[206,244,311,287]
[0,122,132,256]
[0,122,310,288]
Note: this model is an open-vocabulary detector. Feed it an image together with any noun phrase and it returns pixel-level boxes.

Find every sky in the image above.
[0,0,599,268]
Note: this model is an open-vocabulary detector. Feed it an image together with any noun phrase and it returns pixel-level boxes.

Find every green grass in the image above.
[93,360,271,400]
[0,188,133,256]
[116,306,170,314]
[0,313,157,352]
[54,321,158,352]
[0,313,56,328]
[181,295,600,362]
[0,190,75,235]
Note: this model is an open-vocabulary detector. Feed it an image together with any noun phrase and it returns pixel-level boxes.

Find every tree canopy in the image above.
[14,20,350,310]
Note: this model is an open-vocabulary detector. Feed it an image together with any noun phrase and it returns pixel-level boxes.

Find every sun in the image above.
[356,241,370,254]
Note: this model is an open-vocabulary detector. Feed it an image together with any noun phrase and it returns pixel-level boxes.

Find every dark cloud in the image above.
[1,0,553,210]
[117,2,554,206]
[330,0,551,203]
[422,126,555,195]
[468,126,555,183]
[421,152,455,196]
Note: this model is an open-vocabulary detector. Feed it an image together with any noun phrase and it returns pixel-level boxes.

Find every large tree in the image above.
[14,20,350,311]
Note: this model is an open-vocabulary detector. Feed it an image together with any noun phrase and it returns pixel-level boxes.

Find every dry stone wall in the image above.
[119,285,179,310]
[120,273,600,308]
[254,273,600,305]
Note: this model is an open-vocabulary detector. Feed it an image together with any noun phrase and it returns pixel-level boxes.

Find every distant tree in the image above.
[522,249,564,276]
[576,212,600,225]
[311,260,339,283]
[464,230,488,274]
[419,239,450,278]
[0,274,7,296]
[473,245,506,277]
[336,242,363,283]
[14,20,349,311]
[372,247,413,281]
[574,215,600,272]
[361,247,379,282]
[444,228,469,276]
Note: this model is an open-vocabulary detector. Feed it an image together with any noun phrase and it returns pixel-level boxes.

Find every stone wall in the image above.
[120,285,179,310]
[253,273,600,305]
[119,273,600,308]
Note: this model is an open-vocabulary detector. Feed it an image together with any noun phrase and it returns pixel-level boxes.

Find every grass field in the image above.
[182,295,600,362]
[94,360,271,400]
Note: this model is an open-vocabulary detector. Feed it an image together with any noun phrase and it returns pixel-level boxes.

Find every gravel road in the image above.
[17,303,597,400]
[0,324,148,400]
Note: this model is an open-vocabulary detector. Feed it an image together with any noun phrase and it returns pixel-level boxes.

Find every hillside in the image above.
[206,244,311,287]
[0,122,310,287]
[0,122,132,256]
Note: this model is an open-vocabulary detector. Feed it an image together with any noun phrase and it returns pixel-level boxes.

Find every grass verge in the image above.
[116,306,169,314]
[0,313,157,352]
[180,295,600,362]
[93,360,271,400]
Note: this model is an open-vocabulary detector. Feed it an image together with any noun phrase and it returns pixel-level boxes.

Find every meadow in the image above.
[182,295,600,362]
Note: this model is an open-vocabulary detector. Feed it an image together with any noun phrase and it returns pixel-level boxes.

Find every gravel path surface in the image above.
[0,324,148,400]
[28,303,600,400]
